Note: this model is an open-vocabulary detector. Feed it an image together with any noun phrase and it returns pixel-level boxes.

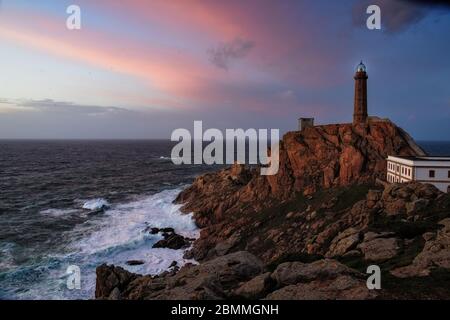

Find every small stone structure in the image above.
[298,118,314,131]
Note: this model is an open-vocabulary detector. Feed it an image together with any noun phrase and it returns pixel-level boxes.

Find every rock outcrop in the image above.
[95,120,450,299]
[96,251,265,300]
[176,120,424,227]
[96,251,376,300]
[265,258,375,300]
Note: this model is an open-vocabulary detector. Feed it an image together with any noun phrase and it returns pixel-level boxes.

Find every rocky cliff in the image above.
[176,120,425,229]
[96,120,450,300]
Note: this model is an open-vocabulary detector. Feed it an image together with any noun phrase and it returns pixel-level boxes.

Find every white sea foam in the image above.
[8,188,198,300]
[82,198,110,210]
[159,156,181,161]
[40,208,80,217]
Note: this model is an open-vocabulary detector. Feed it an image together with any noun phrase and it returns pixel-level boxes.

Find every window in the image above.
[448,171,450,179]
[429,170,435,178]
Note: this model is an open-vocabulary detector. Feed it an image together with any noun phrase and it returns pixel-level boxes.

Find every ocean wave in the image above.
[40,208,80,217]
[81,198,110,210]
[1,188,198,300]
[158,156,181,162]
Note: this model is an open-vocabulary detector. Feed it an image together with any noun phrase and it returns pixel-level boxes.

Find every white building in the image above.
[387,155,450,193]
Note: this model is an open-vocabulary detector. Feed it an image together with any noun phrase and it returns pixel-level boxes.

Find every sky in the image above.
[0,0,449,140]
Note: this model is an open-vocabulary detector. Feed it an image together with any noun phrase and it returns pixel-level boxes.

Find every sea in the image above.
[0,140,449,300]
[0,140,222,300]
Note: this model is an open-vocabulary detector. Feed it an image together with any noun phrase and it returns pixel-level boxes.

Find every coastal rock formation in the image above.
[176,120,424,228]
[96,264,138,299]
[96,251,265,300]
[96,181,450,300]
[95,251,375,300]
[95,121,450,299]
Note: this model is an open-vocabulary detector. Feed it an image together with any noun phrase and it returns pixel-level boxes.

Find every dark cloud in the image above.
[208,37,255,70]
[353,0,450,33]
[403,0,450,7]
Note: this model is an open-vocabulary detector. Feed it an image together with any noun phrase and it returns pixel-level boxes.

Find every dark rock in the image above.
[153,232,191,250]
[148,227,175,235]
[126,260,145,266]
[95,264,138,299]
[149,227,160,234]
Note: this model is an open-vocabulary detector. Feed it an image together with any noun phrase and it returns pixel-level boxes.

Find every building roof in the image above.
[388,155,450,167]
[389,155,450,161]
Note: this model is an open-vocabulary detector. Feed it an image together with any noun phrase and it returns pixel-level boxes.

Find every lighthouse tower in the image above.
[353,61,368,125]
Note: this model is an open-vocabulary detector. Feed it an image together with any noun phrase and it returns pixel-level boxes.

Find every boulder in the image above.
[326,227,361,257]
[270,259,361,286]
[266,259,376,300]
[233,272,273,299]
[152,231,192,250]
[358,234,400,261]
[265,275,376,300]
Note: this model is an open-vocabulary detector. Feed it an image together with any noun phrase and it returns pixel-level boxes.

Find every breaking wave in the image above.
[0,188,198,300]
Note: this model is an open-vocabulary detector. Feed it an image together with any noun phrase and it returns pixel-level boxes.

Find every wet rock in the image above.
[126,260,145,266]
[153,232,191,250]
[149,228,160,234]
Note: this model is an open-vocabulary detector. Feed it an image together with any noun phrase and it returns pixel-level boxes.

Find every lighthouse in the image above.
[353,61,368,125]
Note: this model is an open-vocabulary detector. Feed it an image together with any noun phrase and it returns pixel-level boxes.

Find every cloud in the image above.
[208,37,255,70]
[1,98,130,116]
[353,0,450,33]
[405,0,450,7]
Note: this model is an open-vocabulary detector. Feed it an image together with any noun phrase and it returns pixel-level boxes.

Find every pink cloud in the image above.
[0,1,352,114]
